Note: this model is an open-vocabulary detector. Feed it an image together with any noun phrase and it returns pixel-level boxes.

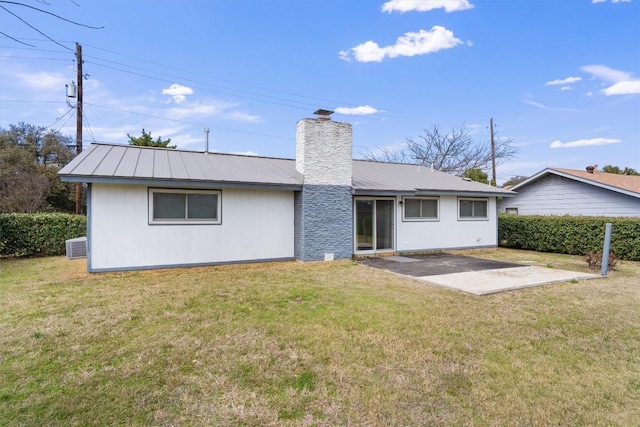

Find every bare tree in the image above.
[0,168,50,213]
[362,124,518,177]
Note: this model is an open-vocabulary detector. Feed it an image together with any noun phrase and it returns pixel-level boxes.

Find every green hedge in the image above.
[498,215,640,261]
[0,213,86,257]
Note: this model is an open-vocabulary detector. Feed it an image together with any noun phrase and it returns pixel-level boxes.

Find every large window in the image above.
[459,198,488,220]
[403,197,439,221]
[149,189,221,224]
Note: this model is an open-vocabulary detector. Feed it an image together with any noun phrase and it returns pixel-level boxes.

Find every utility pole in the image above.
[490,117,496,186]
[75,42,83,214]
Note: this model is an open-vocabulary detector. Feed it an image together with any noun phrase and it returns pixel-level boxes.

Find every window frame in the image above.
[148,188,221,225]
[458,197,489,221]
[402,197,440,222]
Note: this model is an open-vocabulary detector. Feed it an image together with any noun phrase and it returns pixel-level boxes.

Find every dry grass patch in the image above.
[1,250,639,426]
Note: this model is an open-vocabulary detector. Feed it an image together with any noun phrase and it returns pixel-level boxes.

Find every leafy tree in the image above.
[601,165,639,176]
[502,175,528,188]
[362,124,517,176]
[127,129,176,148]
[0,123,76,213]
[462,168,489,184]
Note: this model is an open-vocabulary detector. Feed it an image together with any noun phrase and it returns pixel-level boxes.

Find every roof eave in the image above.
[59,175,303,191]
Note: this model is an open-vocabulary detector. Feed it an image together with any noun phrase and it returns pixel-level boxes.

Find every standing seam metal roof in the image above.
[59,143,515,196]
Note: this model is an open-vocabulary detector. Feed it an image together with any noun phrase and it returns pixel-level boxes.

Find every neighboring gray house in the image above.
[60,113,514,272]
[498,167,640,217]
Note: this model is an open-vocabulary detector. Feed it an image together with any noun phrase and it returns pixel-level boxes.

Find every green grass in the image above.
[1,249,639,426]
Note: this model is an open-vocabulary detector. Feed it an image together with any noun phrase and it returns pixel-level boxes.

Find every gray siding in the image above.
[294,185,353,262]
[499,174,640,216]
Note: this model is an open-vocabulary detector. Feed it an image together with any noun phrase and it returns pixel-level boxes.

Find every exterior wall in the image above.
[88,183,294,271]
[396,195,498,252]
[295,118,353,261]
[294,185,353,261]
[498,175,640,216]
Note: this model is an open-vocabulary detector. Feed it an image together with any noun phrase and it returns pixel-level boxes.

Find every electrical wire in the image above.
[56,106,75,132]
[44,105,74,128]
[82,109,95,143]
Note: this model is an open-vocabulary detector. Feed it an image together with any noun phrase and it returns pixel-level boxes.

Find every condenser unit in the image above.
[65,237,87,259]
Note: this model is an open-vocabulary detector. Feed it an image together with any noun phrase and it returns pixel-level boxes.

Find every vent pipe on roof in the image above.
[204,128,210,153]
[313,109,334,121]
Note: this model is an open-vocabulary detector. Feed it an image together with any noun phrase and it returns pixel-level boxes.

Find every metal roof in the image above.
[59,143,303,189]
[59,143,515,196]
[352,160,515,196]
[510,168,640,199]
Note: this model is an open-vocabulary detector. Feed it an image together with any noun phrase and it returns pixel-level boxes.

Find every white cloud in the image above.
[581,64,631,82]
[381,0,474,13]
[167,101,234,120]
[335,105,378,115]
[560,86,571,91]
[550,138,621,148]
[523,100,579,112]
[581,64,639,95]
[225,111,262,122]
[592,0,631,3]
[603,80,640,95]
[161,83,194,103]
[545,76,581,86]
[16,71,69,91]
[339,26,463,63]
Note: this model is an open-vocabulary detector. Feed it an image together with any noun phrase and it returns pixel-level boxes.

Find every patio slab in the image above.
[418,266,600,295]
[359,254,601,295]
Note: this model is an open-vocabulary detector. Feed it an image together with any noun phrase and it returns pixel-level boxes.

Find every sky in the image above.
[1,0,639,184]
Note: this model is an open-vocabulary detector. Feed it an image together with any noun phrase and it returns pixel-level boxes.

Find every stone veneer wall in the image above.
[294,118,353,262]
[294,185,353,262]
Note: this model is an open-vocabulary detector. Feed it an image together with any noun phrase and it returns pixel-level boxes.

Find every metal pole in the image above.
[490,118,496,186]
[204,127,210,153]
[601,223,613,276]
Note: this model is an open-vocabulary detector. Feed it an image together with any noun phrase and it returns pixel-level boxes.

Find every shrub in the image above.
[0,213,86,257]
[585,252,620,270]
[498,215,640,261]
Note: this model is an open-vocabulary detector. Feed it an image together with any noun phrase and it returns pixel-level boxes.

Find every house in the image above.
[498,167,640,217]
[59,113,515,272]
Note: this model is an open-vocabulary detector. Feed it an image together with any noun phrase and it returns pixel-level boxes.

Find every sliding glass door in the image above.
[355,198,395,253]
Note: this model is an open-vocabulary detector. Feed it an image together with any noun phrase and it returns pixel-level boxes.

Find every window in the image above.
[149,189,220,224]
[459,198,488,220]
[505,207,518,215]
[403,197,439,221]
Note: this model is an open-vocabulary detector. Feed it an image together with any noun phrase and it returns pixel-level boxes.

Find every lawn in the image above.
[1,248,638,426]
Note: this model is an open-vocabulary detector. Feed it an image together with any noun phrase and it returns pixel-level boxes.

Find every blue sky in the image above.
[1,0,638,184]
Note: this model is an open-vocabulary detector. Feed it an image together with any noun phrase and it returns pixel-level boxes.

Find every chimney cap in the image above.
[313,109,334,119]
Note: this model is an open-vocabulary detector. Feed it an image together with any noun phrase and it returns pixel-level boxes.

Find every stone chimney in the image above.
[296,110,352,186]
[294,110,353,262]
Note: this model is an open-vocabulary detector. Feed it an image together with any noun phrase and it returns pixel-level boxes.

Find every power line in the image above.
[44,105,74,128]
[2,38,411,119]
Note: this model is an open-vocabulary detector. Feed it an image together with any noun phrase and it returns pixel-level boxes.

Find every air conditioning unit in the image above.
[65,237,87,259]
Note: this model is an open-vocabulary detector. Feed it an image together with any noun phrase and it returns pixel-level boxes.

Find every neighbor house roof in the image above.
[510,167,640,199]
[59,143,515,197]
